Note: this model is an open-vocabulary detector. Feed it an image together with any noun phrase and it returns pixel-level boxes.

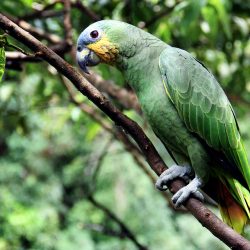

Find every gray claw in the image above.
[172,177,204,207]
[155,165,192,191]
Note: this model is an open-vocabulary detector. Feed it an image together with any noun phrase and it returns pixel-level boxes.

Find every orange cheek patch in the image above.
[87,36,119,64]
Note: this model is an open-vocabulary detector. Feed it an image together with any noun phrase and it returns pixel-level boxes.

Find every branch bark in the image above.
[5,14,61,44]
[62,0,73,47]
[73,0,101,21]
[84,223,131,239]
[6,49,142,113]
[19,0,61,20]
[88,196,148,250]
[19,0,101,22]
[85,71,141,114]
[62,76,180,210]
[1,13,250,249]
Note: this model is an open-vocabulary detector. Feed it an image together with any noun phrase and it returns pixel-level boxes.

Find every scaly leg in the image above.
[155,165,204,207]
[172,176,204,207]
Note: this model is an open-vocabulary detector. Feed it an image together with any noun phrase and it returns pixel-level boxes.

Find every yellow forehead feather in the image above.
[87,35,119,64]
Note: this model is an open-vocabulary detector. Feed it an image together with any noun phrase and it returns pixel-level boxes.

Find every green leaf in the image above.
[202,6,218,40]
[0,45,5,83]
[209,0,231,39]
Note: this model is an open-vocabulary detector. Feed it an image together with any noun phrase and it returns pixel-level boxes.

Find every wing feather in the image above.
[159,47,250,188]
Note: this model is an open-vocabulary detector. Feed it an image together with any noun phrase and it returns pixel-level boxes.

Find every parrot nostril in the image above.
[77,45,82,52]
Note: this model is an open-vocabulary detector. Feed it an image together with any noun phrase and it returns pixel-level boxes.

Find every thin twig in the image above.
[6,46,141,113]
[19,0,101,22]
[19,0,61,20]
[62,77,203,213]
[22,9,64,20]
[85,70,141,114]
[83,135,113,190]
[63,0,73,47]
[92,137,113,183]
[73,0,101,21]
[84,223,128,239]
[88,196,148,250]
[62,77,162,197]
[113,126,182,210]
[5,14,61,44]
[139,6,174,29]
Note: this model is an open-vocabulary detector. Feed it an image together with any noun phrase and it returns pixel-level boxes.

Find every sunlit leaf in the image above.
[209,0,231,39]
[0,45,5,83]
[202,6,218,40]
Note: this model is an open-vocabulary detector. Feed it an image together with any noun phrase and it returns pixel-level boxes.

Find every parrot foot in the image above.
[172,176,204,207]
[155,164,192,191]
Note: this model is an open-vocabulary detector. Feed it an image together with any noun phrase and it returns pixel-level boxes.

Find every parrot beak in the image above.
[76,47,100,74]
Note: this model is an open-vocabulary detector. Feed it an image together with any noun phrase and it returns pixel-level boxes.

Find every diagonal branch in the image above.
[85,71,141,114]
[19,0,62,20]
[88,196,148,250]
[6,48,141,113]
[0,13,249,249]
[62,76,180,210]
[138,2,180,29]
[84,223,129,239]
[83,134,113,191]
[73,0,101,21]
[4,14,61,44]
[19,0,101,22]
[139,8,173,29]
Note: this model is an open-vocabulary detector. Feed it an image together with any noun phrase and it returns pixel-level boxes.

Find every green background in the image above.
[0,0,250,249]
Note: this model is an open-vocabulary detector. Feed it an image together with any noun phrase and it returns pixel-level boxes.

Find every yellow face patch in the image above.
[87,35,119,64]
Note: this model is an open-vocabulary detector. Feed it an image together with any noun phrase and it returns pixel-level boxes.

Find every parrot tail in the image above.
[218,180,249,234]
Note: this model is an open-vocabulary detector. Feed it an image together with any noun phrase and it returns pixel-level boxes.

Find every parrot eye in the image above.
[90,30,99,39]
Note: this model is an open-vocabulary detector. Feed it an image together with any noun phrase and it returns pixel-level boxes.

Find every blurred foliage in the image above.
[0,0,250,249]
[0,36,5,82]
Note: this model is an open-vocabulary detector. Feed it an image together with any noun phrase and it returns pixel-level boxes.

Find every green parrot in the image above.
[76,20,250,233]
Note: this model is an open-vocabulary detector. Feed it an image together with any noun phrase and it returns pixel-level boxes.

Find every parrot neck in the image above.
[117,41,168,94]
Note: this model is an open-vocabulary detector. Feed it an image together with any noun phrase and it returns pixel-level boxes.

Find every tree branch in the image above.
[83,223,129,239]
[73,0,101,22]
[5,14,61,44]
[62,0,73,47]
[139,5,176,29]
[88,196,148,250]
[6,46,141,114]
[84,135,113,190]
[19,0,61,20]
[1,13,249,249]
[18,0,101,22]
[62,76,181,211]
[85,70,141,114]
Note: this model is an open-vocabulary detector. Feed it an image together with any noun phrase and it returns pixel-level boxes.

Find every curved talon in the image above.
[155,164,192,191]
[172,177,204,207]
[155,179,168,191]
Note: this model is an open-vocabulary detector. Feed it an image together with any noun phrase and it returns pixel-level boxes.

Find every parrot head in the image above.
[76,20,146,73]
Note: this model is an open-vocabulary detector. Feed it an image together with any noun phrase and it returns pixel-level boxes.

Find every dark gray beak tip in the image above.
[80,63,90,74]
[77,56,89,74]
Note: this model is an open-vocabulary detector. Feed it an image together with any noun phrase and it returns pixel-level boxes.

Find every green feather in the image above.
[159,46,250,232]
